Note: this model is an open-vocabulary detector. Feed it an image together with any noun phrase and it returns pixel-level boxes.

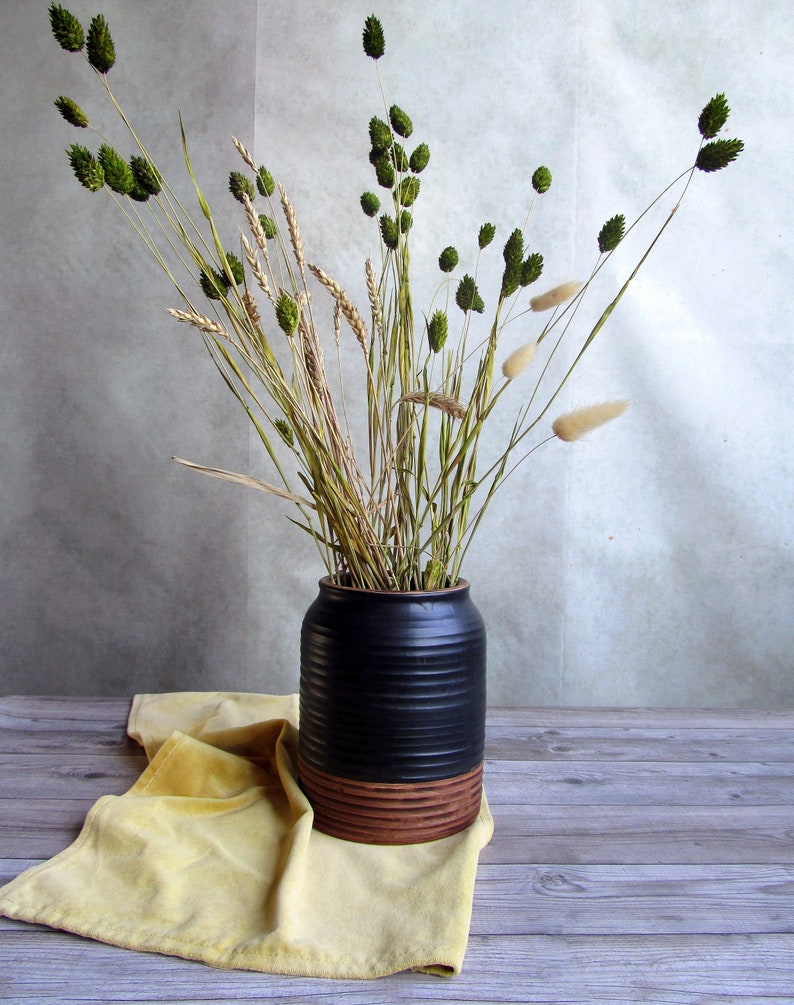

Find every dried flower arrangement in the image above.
[49,5,743,591]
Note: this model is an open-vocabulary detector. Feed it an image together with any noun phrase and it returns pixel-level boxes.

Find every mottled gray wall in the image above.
[1,0,792,705]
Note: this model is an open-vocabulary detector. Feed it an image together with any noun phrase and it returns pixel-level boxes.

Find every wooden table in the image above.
[1,696,793,1003]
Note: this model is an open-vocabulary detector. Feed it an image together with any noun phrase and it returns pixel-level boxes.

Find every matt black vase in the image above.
[298,576,486,844]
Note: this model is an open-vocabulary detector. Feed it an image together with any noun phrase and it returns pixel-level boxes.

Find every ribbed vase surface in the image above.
[298,577,486,844]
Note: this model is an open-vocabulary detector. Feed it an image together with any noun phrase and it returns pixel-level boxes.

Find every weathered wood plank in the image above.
[4,992,787,1000]
[1,931,793,1002]
[6,752,792,807]
[0,799,94,858]
[4,996,791,1005]
[6,695,794,731]
[470,863,794,935]
[3,798,793,866]
[481,804,794,865]
[0,704,137,755]
[4,998,790,1005]
[486,706,794,729]
[5,698,791,758]
[0,696,132,721]
[0,859,43,886]
[0,754,147,798]
[484,759,794,805]
[4,861,793,938]
[485,724,794,762]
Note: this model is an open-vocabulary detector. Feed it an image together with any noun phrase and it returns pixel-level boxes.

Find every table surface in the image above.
[1,696,793,1004]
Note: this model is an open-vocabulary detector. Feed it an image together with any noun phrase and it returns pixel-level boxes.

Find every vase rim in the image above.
[318,575,470,598]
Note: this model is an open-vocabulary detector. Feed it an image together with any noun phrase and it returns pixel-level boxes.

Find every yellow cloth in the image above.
[0,691,493,978]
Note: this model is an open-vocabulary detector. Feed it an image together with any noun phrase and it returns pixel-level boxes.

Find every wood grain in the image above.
[2,695,794,1003]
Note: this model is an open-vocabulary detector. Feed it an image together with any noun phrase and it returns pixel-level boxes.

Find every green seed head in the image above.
[49,4,84,52]
[130,156,161,196]
[532,166,552,194]
[259,214,278,239]
[223,252,245,285]
[372,153,395,189]
[54,95,88,128]
[478,223,496,249]
[438,246,459,273]
[360,191,380,217]
[67,144,104,191]
[128,183,151,203]
[427,310,449,352]
[274,419,294,447]
[399,210,413,233]
[391,143,409,172]
[698,93,730,139]
[409,143,430,173]
[275,293,300,335]
[696,138,744,173]
[503,228,524,267]
[257,166,275,197]
[369,116,392,152]
[598,214,625,254]
[456,274,484,314]
[501,228,525,298]
[86,14,115,73]
[200,267,229,300]
[362,14,385,59]
[379,214,399,250]
[389,104,413,139]
[98,144,134,195]
[398,175,420,206]
[229,171,255,203]
[521,252,543,286]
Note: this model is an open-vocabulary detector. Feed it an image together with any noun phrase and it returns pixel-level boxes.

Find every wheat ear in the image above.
[308,264,369,353]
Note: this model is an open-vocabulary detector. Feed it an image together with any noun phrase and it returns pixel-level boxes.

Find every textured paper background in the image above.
[1,0,791,705]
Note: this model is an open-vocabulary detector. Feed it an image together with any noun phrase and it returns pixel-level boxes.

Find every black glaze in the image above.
[299,577,486,782]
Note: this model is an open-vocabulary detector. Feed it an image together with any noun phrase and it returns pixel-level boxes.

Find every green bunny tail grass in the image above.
[257,166,275,197]
[54,95,88,128]
[362,14,385,59]
[521,252,543,286]
[478,223,496,249]
[86,14,115,73]
[389,105,413,138]
[501,229,524,299]
[67,144,104,191]
[696,138,744,172]
[369,116,392,152]
[130,156,162,196]
[229,171,255,203]
[456,274,484,314]
[98,145,134,194]
[426,310,449,352]
[275,293,300,334]
[598,214,626,253]
[409,143,430,173]
[379,214,399,250]
[438,246,459,273]
[360,192,380,217]
[531,166,552,194]
[49,4,84,52]
[698,93,730,139]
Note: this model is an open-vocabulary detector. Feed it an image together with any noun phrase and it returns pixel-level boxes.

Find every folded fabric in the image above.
[0,691,493,978]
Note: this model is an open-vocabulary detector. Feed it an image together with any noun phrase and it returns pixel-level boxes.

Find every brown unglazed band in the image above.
[298,758,484,845]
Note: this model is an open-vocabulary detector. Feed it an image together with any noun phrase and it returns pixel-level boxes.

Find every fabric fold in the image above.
[0,691,493,978]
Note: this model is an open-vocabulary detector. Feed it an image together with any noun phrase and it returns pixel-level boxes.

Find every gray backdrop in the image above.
[2,0,792,705]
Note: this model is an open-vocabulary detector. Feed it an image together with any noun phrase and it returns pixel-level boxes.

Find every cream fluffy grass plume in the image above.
[501,342,538,380]
[553,401,630,442]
